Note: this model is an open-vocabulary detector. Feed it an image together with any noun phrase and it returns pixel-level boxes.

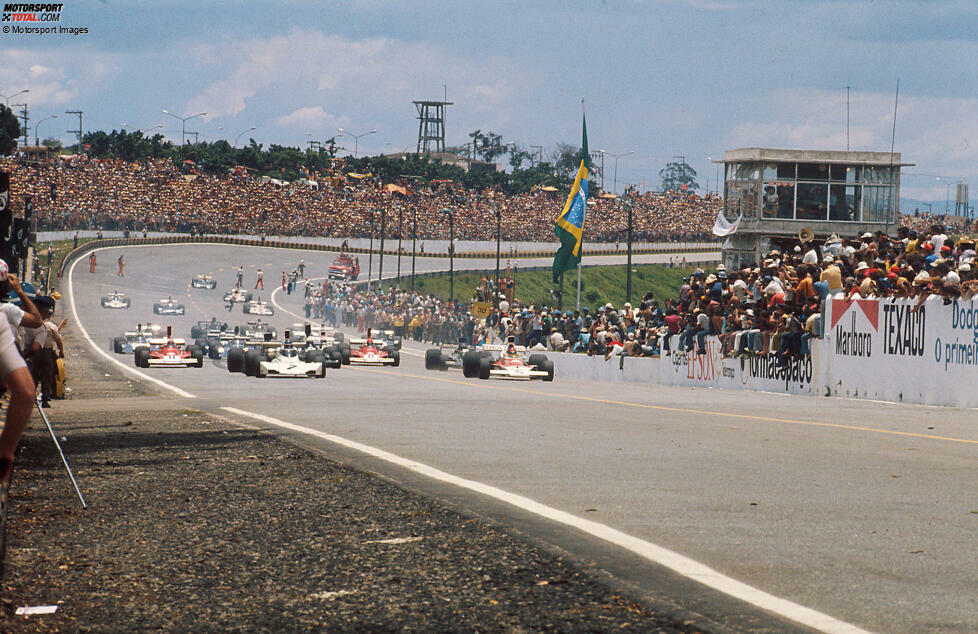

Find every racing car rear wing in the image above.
[480,344,528,352]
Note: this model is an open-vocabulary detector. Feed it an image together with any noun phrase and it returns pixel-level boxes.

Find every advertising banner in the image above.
[658,336,815,395]
[822,296,978,407]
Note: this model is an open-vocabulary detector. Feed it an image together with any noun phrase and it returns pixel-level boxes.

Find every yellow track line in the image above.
[369,368,978,447]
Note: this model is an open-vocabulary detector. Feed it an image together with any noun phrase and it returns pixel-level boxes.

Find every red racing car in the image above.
[348,330,400,366]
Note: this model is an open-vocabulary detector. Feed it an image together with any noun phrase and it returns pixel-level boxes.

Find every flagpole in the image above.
[576,261,581,311]
[577,96,585,312]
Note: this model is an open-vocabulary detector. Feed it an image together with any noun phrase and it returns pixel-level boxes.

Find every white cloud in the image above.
[276,106,343,130]
[183,29,532,135]
[724,88,978,201]
[0,47,120,108]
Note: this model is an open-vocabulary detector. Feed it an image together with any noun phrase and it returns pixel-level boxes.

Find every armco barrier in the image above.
[57,234,719,279]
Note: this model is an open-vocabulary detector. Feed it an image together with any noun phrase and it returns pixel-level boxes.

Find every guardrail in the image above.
[57,235,720,279]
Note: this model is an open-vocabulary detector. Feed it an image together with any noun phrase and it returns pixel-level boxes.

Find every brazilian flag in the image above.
[552,115,589,283]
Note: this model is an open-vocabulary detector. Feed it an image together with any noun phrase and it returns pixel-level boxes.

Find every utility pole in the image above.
[397,205,403,283]
[378,207,386,290]
[11,104,28,148]
[622,188,634,305]
[66,110,83,151]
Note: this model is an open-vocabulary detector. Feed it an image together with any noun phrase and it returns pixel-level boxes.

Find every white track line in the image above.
[72,244,868,633]
[222,405,870,634]
[68,246,195,399]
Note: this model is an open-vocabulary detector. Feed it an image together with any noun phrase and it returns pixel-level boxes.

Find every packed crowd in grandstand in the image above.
[1,156,719,243]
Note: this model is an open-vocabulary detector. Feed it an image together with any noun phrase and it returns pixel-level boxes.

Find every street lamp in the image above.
[337,127,376,158]
[378,207,386,291]
[610,151,634,194]
[161,109,206,146]
[368,209,378,292]
[234,125,256,148]
[34,114,57,147]
[443,206,455,303]
[1,89,28,106]
[936,177,955,214]
[620,187,635,305]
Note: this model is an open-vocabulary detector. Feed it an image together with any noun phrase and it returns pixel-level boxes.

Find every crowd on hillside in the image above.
[2,156,719,243]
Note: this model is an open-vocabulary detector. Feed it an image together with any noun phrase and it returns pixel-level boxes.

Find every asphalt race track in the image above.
[68,243,978,633]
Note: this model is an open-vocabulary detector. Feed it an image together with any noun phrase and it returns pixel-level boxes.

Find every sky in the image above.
[1,0,975,210]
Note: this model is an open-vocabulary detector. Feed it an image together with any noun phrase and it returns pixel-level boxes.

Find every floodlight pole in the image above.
[378,208,386,291]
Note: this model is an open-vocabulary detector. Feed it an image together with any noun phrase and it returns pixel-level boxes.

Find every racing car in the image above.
[111,323,161,354]
[253,331,330,379]
[100,291,131,309]
[328,253,360,281]
[190,317,229,340]
[243,296,274,316]
[348,330,400,366]
[426,339,488,374]
[291,323,348,366]
[153,296,186,315]
[133,326,203,368]
[241,319,277,340]
[470,341,554,381]
[191,274,218,289]
[375,329,403,350]
[223,288,253,304]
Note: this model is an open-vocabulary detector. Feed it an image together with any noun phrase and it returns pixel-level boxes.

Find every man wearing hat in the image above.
[23,295,62,408]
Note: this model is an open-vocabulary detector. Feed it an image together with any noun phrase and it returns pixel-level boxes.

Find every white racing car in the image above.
[101,291,131,309]
[191,274,218,289]
[223,288,253,303]
[255,332,327,379]
[471,342,554,381]
[153,296,186,315]
[243,296,274,316]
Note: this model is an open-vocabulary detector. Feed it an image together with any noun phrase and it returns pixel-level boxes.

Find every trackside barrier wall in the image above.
[550,351,659,384]
[552,299,978,409]
[820,296,978,408]
[656,336,817,396]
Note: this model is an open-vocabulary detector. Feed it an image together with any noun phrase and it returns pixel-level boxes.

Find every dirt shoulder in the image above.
[0,333,702,632]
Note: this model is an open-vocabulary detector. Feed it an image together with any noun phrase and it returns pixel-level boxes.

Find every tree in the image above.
[41,137,63,150]
[0,105,22,156]
[551,143,581,180]
[659,161,699,192]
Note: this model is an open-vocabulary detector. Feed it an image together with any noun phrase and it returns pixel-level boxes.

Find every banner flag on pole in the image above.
[712,211,742,237]
[553,115,589,283]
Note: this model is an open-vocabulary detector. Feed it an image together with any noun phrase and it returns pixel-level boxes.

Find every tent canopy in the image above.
[384,183,410,196]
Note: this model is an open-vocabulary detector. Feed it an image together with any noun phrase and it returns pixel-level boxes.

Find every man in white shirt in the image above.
[0,260,44,484]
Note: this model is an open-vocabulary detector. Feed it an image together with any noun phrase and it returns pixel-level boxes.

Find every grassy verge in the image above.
[388,263,710,309]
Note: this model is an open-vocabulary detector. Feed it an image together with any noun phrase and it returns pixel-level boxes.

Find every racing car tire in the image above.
[100,299,107,308]
[207,338,221,359]
[243,350,261,377]
[462,350,481,378]
[528,353,548,368]
[340,343,351,365]
[425,348,442,370]
[541,359,555,382]
[334,332,344,343]
[193,349,204,368]
[227,347,244,373]
[478,356,492,380]
[134,348,149,368]
[190,325,202,339]
[152,305,160,314]
[390,350,400,367]
[113,336,125,354]
[329,349,343,366]
[319,363,327,378]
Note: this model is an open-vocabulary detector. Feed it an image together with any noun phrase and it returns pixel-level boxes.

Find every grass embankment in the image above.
[390,263,707,309]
